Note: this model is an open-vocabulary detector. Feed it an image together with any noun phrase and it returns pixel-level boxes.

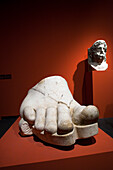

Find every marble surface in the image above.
[88,40,108,71]
[19,76,99,146]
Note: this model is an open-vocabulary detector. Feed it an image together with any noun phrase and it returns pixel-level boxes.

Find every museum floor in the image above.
[0,116,113,139]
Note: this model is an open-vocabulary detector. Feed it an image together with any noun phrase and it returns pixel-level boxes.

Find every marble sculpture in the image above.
[88,40,108,71]
[19,76,99,146]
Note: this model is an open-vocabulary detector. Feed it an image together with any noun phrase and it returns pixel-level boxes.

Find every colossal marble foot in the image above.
[19,76,99,146]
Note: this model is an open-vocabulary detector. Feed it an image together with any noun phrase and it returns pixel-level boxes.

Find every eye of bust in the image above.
[104,48,107,52]
[96,47,101,52]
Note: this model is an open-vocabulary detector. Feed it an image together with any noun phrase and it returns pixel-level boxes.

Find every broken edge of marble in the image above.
[33,123,98,146]
[19,118,98,146]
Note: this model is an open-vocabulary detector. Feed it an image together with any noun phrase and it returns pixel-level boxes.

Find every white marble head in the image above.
[88,40,108,71]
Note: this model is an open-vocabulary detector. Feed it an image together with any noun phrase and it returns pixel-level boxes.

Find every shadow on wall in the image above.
[104,104,113,118]
[73,59,93,106]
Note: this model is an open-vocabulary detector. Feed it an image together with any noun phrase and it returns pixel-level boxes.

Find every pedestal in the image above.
[0,118,113,170]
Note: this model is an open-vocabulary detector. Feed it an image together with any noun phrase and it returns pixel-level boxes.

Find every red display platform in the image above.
[0,118,113,170]
[93,70,113,118]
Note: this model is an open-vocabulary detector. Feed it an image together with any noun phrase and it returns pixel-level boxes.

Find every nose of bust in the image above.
[100,48,104,54]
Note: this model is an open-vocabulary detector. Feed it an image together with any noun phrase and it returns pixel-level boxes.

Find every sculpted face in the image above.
[88,40,108,71]
[92,43,107,65]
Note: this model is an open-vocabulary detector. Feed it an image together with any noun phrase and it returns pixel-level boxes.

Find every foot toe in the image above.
[79,105,99,125]
[57,103,73,135]
[23,106,35,125]
[19,118,33,136]
[44,107,57,134]
[34,107,46,131]
[58,120,73,135]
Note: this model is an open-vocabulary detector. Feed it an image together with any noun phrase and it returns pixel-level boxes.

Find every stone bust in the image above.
[88,40,108,71]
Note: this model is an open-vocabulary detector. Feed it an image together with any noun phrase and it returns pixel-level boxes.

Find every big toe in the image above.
[80,105,99,125]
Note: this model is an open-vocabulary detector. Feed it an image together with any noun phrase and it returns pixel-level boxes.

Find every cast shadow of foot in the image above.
[33,134,96,151]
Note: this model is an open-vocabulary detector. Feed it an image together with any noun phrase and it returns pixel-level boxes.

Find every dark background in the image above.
[0,0,113,116]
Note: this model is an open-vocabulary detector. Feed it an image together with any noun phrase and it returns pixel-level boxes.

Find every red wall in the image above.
[0,1,113,116]
[93,71,113,118]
